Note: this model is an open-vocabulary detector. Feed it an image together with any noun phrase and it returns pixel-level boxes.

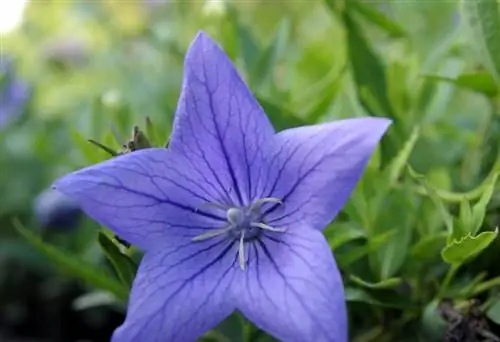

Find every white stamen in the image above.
[250,222,287,233]
[200,202,230,211]
[250,197,283,211]
[191,225,232,241]
[239,231,246,270]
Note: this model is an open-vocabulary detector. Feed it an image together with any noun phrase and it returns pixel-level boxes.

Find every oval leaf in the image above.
[441,228,498,264]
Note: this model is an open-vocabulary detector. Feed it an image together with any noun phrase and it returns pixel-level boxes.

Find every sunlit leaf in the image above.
[424,72,499,97]
[441,228,498,265]
[351,0,406,37]
[462,0,500,85]
[387,126,420,185]
[349,274,402,290]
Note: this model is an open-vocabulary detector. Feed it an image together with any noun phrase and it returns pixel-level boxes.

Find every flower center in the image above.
[192,197,286,270]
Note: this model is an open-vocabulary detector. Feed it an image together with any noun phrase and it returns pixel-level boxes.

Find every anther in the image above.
[226,207,243,225]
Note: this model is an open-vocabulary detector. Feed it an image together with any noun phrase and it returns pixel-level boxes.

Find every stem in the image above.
[408,151,500,202]
[438,264,460,298]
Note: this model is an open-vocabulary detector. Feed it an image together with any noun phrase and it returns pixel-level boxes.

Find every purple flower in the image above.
[54,32,391,341]
[0,59,29,129]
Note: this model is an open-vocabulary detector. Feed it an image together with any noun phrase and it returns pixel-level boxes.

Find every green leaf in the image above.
[407,166,454,239]
[349,274,402,290]
[462,0,500,85]
[424,72,499,97]
[342,10,394,118]
[470,276,500,296]
[256,96,307,130]
[13,219,128,301]
[145,116,160,147]
[487,298,500,325]
[441,228,498,265]
[70,129,108,164]
[302,66,346,123]
[326,222,366,250]
[470,173,498,234]
[351,0,406,37]
[98,232,137,289]
[88,139,118,157]
[337,230,395,267]
[411,233,447,261]
[227,7,260,76]
[344,287,413,309]
[212,313,246,342]
[251,18,290,89]
[458,199,473,235]
[387,126,420,185]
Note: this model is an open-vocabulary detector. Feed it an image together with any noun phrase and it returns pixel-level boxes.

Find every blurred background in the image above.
[1,0,500,341]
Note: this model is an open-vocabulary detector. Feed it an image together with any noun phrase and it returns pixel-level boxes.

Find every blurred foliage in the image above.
[2,0,500,341]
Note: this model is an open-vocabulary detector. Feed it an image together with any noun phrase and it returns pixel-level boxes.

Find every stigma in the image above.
[192,197,286,270]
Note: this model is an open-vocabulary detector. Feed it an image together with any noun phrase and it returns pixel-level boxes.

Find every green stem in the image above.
[409,151,500,202]
[438,264,460,298]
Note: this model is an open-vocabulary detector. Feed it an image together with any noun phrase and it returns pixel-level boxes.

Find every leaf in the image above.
[424,72,499,97]
[471,276,500,296]
[411,233,447,261]
[441,228,498,265]
[351,0,406,37]
[145,116,160,147]
[407,166,454,239]
[337,230,395,267]
[70,129,108,164]
[407,165,454,242]
[303,66,346,123]
[88,139,118,157]
[342,10,394,118]
[372,187,415,279]
[470,173,498,234]
[349,274,402,290]
[387,126,420,185]
[457,199,473,236]
[256,96,307,130]
[213,312,246,342]
[98,232,137,289]
[326,222,366,250]
[227,7,260,76]
[487,298,500,325]
[462,0,500,85]
[251,18,290,89]
[13,219,128,301]
[344,287,413,309]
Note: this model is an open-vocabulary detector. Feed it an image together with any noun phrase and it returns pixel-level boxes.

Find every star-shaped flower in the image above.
[54,31,391,342]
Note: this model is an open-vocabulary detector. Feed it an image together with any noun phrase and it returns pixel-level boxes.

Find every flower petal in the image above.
[260,117,391,231]
[233,228,347,342]
[113,237,238,341]
[53,148,229,250]
[169,31,274,206]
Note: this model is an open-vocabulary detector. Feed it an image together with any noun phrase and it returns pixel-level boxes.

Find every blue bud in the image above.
[33,188,82,231]
[0,57,30,129]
